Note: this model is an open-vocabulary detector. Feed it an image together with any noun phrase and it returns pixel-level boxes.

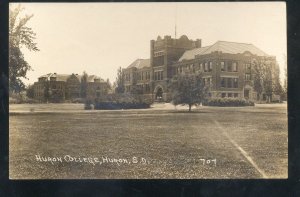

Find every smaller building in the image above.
[33,73,109,102]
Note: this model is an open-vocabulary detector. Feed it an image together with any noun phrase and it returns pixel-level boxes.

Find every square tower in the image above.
[150,35,201,79]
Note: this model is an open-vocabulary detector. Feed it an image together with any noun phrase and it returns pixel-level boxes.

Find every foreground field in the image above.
[9,103,287,179]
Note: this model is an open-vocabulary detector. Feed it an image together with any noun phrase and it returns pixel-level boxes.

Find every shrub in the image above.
[9,92,39,104]
[87,93,152,110]
[72,98,84,103]
[84,98,93,110]
[203,98,255,107]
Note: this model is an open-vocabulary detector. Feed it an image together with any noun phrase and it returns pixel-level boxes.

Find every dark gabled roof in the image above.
[39,73,52,78]
[178,41,269,61]
[127,59,150,69]
[51,73,70,81]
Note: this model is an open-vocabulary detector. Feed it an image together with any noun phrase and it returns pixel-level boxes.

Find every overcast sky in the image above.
[11,2,287,85]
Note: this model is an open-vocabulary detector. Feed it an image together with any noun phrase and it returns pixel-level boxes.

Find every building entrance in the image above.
[244,89,250,99]
[155,87,163,102]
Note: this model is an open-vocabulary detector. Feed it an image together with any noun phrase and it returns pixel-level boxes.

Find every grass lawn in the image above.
[9,103,287,179]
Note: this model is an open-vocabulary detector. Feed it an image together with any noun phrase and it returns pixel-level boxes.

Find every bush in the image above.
[86,93,152,110]
[84,98,92,110]
[71,98,84,103]
[9,92,39,104]
[203,98,255,107]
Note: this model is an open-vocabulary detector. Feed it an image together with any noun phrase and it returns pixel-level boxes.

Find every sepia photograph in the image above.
[8,2,287,179]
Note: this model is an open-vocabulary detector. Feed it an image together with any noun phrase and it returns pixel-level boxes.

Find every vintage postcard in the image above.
[9,2,287,179]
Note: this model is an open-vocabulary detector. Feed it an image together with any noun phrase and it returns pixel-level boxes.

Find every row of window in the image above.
[137,71,151,81]
[175,61,239,74]
[136,84,151,94]
[154,51,164,57]
[34,92,44,97]
[125,73,131,81]
[221,93,239,98]
[125,84,151,94]
[203,77,212,86]
[221,77,239,88]
[154,71,164,81]
[35,85,44,90]
[220,61,238,72]
[125,70,252,83]
[245,63,251,72]
[51,84,64,89]
[176,64,195,74]
[245,74,251,80]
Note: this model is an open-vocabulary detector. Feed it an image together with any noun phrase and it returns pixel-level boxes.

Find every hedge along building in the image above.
[33,73,109,102]
[122,35,279,102]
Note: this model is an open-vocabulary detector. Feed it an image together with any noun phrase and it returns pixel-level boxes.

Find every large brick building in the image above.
[33,73,109,102]
[122,35,279,102]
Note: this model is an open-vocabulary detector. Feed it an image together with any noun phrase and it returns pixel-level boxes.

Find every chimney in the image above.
[150,40,155,67]
[195,39,202,48]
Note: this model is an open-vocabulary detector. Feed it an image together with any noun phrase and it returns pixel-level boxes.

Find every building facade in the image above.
[122,35,279,102]
[33,73,108,102]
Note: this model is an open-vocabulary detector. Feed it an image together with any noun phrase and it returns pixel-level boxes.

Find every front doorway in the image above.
[155,87,163,102]
[244,89,250,99]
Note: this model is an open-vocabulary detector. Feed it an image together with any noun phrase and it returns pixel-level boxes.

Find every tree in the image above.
[106,78,112,91]
[282,67,287,101]
[9,5,39,93]
[252,59,277,102]
[26,84,34,99]
[80,71,88,98]
[43,81,50,103]
[252,59,265,101]
[282,55,287,101]
[51,89,64,103]
[169,71,209,112]
[272,63,284,98]
[252,58,285,103]
[115,67,125,93]
[130,85,143,95]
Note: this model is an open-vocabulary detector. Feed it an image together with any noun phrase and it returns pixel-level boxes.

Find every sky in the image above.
[11,2,287,85]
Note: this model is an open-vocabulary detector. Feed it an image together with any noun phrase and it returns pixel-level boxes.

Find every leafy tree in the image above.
[282,55,287,101]
[252,59,276,102]
[282,67,287,101]
[80,71,88,98]
[169,71,209,112]
[43,81,50,103]
[272,63,284,98]
[115,67,125,93]
[26,84,34,99]
[252,59,265,101]
[130,85,143,95]
[106,78,112,91]
[50,89,64,103]
[9,5,39,93]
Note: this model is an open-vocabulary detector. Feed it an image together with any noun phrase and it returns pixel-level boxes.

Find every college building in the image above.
[33,73,109,102]
[122,35,279,102]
